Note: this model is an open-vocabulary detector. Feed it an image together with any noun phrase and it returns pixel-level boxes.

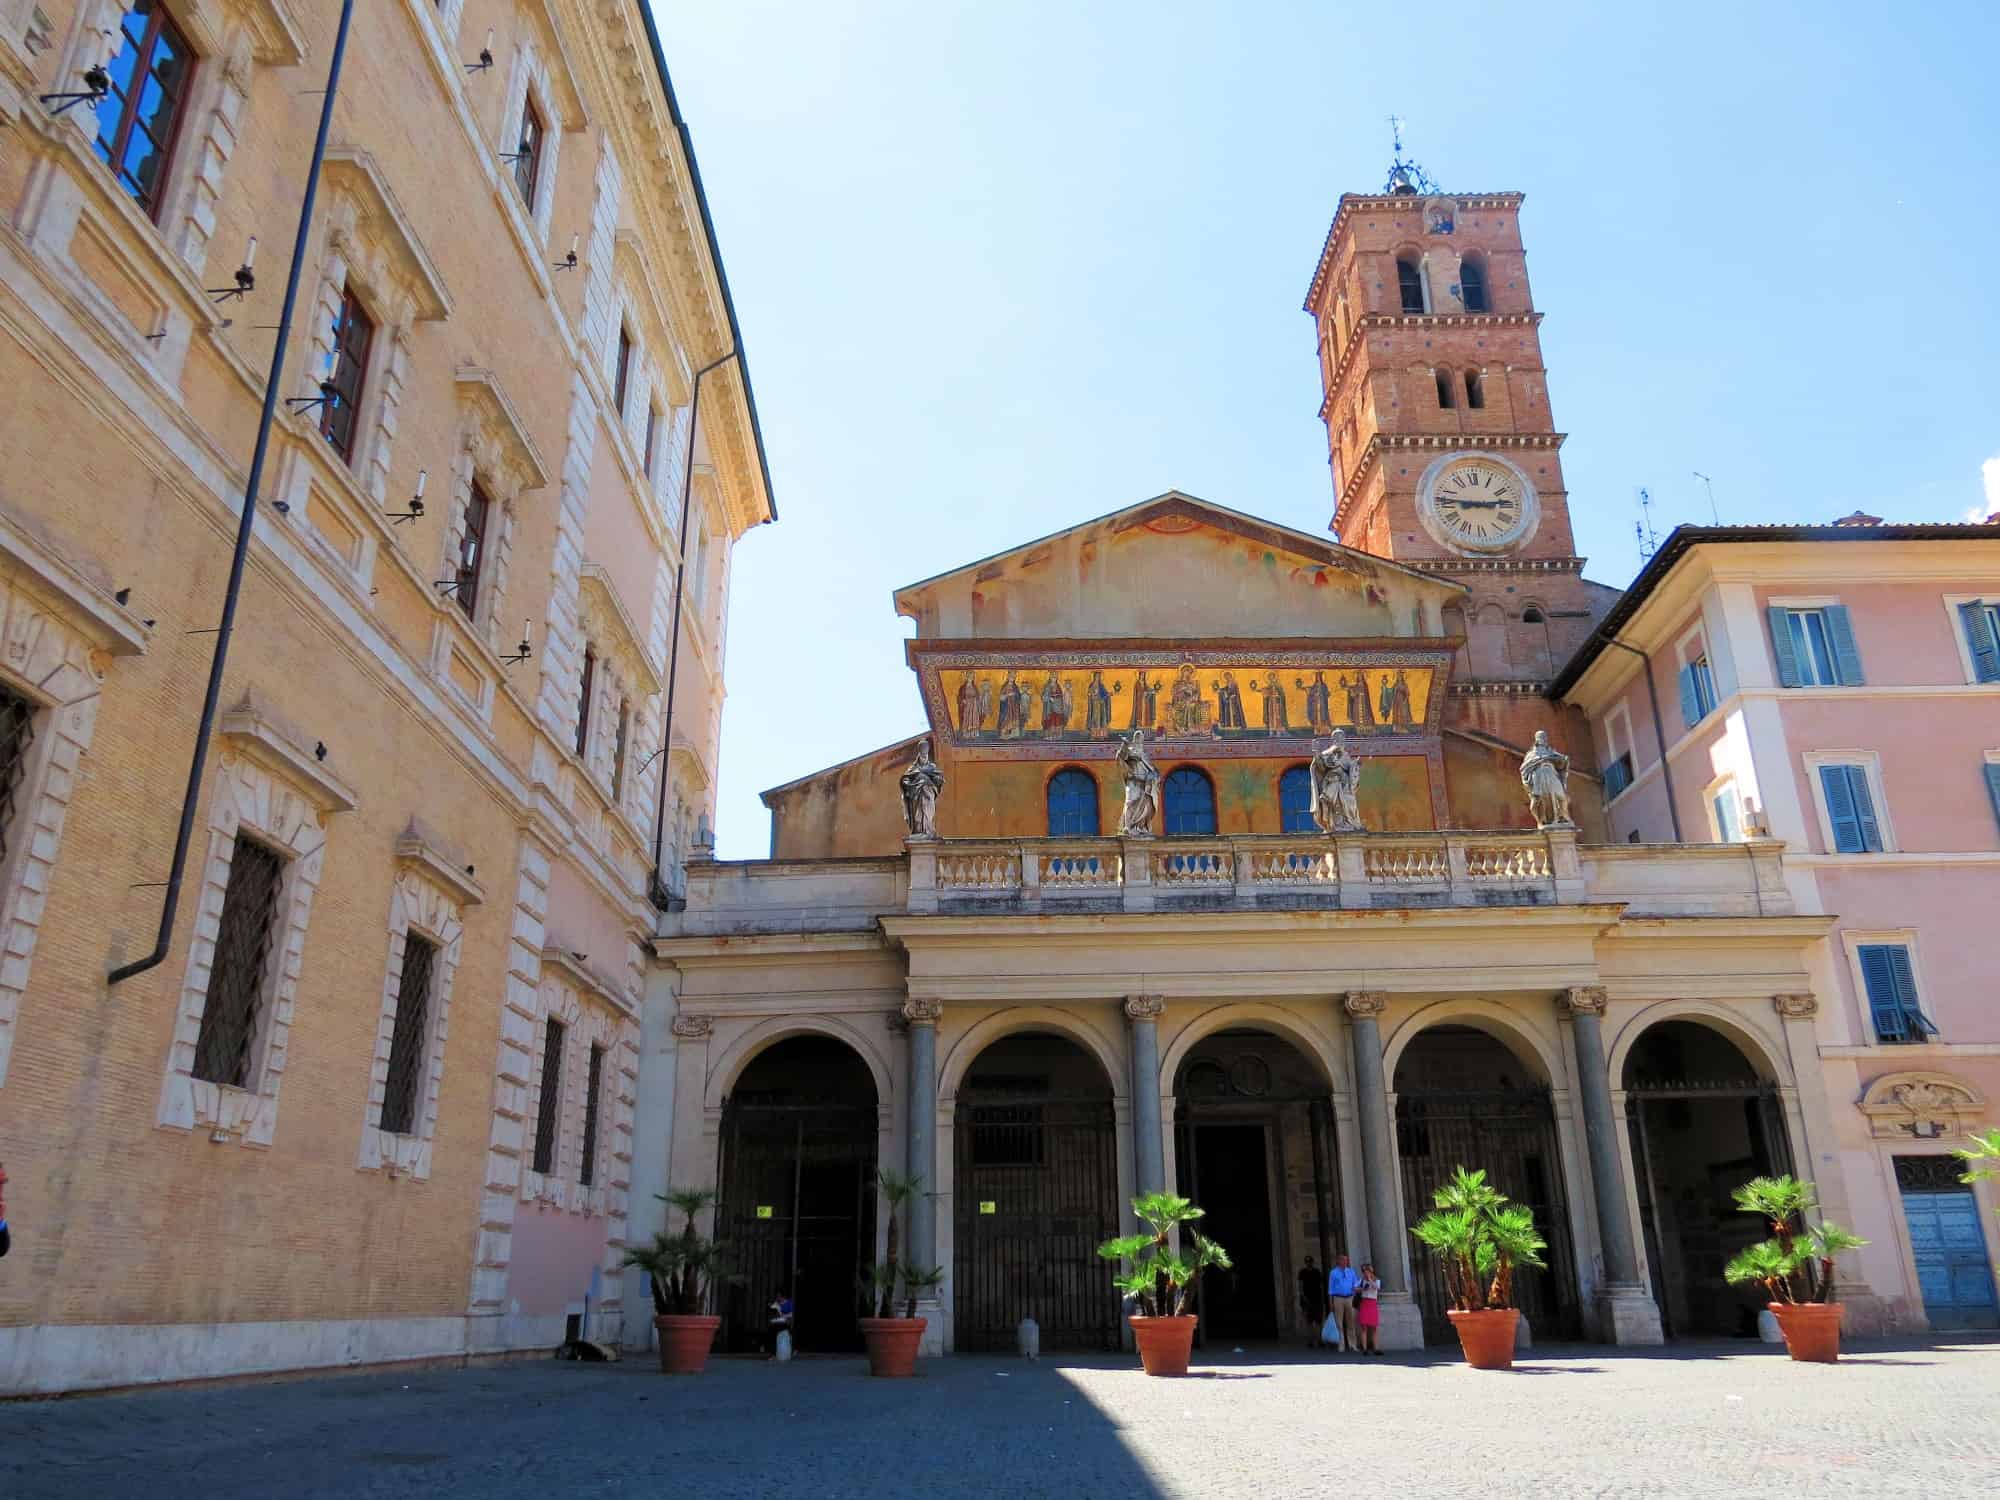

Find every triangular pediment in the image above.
[893,491,1462,642]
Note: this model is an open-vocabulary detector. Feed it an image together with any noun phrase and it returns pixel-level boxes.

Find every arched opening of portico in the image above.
[1394,1026,1581,1343]
[952,1032,1121,1352]
[1621,1020,1791,1339]
[1172,1029,1342,1345]
[717,1035,879,1354]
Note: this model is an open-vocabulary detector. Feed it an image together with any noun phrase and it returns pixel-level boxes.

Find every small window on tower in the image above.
[1397,255,1426,314]
[1434,369,1454,409]
[1521,605,1544,624]
[1459,253,1490,312]
[1465,370,1485,409]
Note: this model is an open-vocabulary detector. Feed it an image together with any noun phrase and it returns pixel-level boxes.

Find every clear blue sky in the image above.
[656,0,2000,859]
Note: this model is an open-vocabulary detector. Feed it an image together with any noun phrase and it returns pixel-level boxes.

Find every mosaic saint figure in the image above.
[997,668,1026,740]
[1085,670,1119,736]
[1343,671,1375,730]
[1216,671,1246,731]
[956,673,987,735]
[1041,674,1073,736]
[1297,671,1333,734]
[1116,729,1160,836]
[1385,669,1414,730]
[900,737,945,839]
[1170,664,1207,736]
[1257,671,1289,734]
[1129,670,1160,731]
[1519,729,1573,828]
[1309,729,1365,833]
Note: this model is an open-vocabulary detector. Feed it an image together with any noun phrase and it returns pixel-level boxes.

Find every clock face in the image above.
[1418,453,1540,554]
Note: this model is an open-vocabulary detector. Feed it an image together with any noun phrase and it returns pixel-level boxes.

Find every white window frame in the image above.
[1704,774,1745,844]
[1803,749,1898,855]
[1766,595,1844,688]
[1839,928,1937,1048]
[1676,624,1719,724]
[520,968,627,1217]
[500,44,563,245]
[1600,701,1636,802]
[1942,594,2000,684]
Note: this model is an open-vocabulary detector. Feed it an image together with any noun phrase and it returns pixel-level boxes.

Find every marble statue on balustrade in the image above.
[1117,729,1160,837]
[900,736,945,840]
[1519,729,1574,828]
[1309,728,1366,833]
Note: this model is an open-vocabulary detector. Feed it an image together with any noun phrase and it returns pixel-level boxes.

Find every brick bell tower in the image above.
[1302,142,1612,698]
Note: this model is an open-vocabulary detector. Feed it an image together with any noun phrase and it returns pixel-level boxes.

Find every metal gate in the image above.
[1397,1087,1580,1343]
[716,1098,877,1353]
[953,1091,1120,1352]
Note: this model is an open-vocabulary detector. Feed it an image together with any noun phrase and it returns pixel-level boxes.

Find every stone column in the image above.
[902,996,944,1354]
[1345,991,1422,1349]
[1125,995,1166,1196]
[1561,986,1663,1344]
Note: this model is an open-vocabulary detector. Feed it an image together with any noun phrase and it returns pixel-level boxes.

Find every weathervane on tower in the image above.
[1384,114,1440,196]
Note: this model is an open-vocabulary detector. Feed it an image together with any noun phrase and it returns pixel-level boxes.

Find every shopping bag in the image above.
[1321,1312,1341,1347]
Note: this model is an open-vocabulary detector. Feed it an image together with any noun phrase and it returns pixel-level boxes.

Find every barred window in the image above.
[379,933,437,1135]
[579,1042,604,1187]
[611,699,630,802]
[532,1017,565,1173]
[191,835,286,1087]
[0,684,38,862]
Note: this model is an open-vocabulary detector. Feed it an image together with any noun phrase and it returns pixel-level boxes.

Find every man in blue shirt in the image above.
[1325,1253,1360,1352]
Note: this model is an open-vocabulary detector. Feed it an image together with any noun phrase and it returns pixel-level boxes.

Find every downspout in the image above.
[109,0,360,984]
[647,350,738,910]
[1601,637,1683,843]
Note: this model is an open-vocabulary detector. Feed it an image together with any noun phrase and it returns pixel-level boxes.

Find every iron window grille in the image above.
[379,932,438,1135]
[532,1016,565,1173]
[93,0,196,221]
[512,94,544,205]
[456,480,491,618]
[191,834,287,1088]
[321,286,374,462]
[0,684,38,863]
[579,1042,604,1187]
[611,699,629,802]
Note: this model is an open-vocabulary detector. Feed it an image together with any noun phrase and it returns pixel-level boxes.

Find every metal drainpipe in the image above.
[1601,636,1683,843]
[109,0,359,985]
[648,349,739,911]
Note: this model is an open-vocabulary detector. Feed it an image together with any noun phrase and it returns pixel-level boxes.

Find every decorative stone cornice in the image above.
[670,1013,713,1039]
[1560,985,1608,1017]
[1123,994,1165,1021]
[901,997,942,1027]
[1772,993,1818,1019]
[1858,1070,1986,1141]
[394,819,486,907]
[1343,990,1387,1018]
[218,694,358,814]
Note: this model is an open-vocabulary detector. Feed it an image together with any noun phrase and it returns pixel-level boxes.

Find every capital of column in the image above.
[901,997,943,1027]
[1772,992,1818,1019]
[1559,985,1609,1017]
[1343,990,1387,1018]
[670,1013,713,1039]
[1123,994,1165,1021]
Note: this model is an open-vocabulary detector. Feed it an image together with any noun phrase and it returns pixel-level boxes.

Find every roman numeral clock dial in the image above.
[1418,452,1540,555]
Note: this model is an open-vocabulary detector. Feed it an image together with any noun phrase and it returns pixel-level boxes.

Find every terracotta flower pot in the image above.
[1447,1307,1520,1370]
[1770,1301,1843,1363]
[1129,1314,1199,1377]
[654,1314,721,1374]
[859,1317,927,1377]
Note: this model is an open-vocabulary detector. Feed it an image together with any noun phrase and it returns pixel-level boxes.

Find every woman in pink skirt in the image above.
[1354,1262,1383,1355]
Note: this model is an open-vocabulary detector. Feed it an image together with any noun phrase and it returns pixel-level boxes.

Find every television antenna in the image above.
[1635,487,1661,560]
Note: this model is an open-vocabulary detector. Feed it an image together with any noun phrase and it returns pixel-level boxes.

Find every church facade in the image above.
[641,180,1881,1354]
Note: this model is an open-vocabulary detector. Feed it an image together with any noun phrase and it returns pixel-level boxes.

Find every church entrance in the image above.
[1623,1021,1791,1338]
[716,1035,878,1354]
[1395,1026,1581,1344]
[1173,1029,1342,1346]
[952,1033,1121,1352]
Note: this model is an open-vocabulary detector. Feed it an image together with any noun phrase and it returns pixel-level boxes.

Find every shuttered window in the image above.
[380,933,437,1135]
[1603,751,1634,800]
[1858,944,1937,1044]
[1677,652,1718,730]
[1769,606,1863,686]
[192,835,286,1088]
[1985,761,2000,835]
[1819,764,1884,854]
[532,1017,565,1174]
[579,1043,604,1188]
[1959,601,2000,683]
[1712,785,1744,843]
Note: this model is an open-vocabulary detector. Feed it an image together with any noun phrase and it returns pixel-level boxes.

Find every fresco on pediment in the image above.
[940,661,1433,744]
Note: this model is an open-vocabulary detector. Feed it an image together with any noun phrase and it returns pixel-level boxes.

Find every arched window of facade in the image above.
[1459,252,1490,312]
[1465,370,1485,409]
[1046,767,1100,837]
[1162,767,1217,836]
[1396,255,1426,314]
[1279,765,1315,834]
[1435,368,1455,408]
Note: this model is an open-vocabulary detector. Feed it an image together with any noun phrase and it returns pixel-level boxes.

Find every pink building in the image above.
[1555,520,2000,1333]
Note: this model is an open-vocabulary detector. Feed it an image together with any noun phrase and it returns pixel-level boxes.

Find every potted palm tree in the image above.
[622,1186,731,1374]
[858,1169,943,1377]
[1723,1175,1867,1363]
[1409,1165,1547,1370]
[1096,1191,1231,1376]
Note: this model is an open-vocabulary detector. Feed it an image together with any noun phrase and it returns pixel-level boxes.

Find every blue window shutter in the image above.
[1859,945,1907,1041]
[1821,765,1862,852]
[1884,946,1938,1038]
[1768,607,1803,687]
[1677,664,1700,730]
[1824,606,1864,685]
[1847,767,1883,851]
[1985,762,2000,834]
[1963,602,2000,683]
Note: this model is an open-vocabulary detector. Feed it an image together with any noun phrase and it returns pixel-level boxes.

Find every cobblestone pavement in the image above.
[6,1336,1998,1499]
